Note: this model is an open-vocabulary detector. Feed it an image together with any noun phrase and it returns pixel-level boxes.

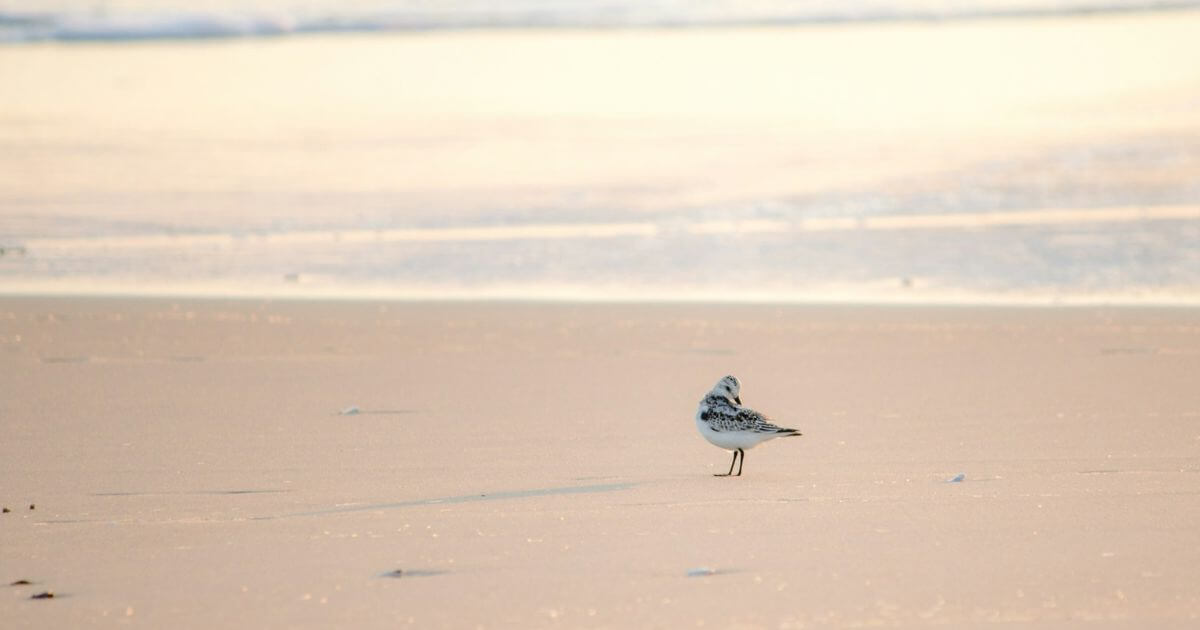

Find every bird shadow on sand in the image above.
[253,482,636,521]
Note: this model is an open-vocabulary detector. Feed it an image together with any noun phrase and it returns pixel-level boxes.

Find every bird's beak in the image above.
[734,396,741,405]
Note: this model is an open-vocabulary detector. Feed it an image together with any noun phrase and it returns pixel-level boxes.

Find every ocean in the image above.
[6,1,1200,42]
[1,1,1199,303]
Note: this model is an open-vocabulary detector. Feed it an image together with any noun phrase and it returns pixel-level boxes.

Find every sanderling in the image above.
[695,375,801,476]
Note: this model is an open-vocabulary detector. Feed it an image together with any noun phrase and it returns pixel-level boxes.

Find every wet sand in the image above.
[2,298,1199,627]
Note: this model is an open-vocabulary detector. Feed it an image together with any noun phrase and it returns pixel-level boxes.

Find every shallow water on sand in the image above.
[2,12,1199,302]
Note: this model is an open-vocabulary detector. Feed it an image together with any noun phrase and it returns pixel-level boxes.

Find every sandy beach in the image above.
[2,298,1199,627]
[3,5,1199,626]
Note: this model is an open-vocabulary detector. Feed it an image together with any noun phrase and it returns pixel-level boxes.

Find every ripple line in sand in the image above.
[93,489,291,496]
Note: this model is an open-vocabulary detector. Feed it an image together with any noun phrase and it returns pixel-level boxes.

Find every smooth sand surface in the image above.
[2,298,1199,627]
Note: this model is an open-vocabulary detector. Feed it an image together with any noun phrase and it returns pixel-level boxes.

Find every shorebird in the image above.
[695,375,801,476]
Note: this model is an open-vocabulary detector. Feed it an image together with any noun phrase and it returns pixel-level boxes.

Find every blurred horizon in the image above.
[5,0,1200,42]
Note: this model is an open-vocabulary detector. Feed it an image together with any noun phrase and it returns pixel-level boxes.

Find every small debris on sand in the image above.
[686,567,717,577]
[10,580,32,586]
[29,504,35,510]
[382,569,445,578]
[947,473,965,483]
[339,406,361,416]
[2,507,9,513]
[30,591,55,599]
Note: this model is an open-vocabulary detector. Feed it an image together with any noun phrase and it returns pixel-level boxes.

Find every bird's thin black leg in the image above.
[715,450,739,477]
[735,449,745,476]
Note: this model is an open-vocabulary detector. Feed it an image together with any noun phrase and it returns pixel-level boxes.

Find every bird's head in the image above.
[711,375,741,405]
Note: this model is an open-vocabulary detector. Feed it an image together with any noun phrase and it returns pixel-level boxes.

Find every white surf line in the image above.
[316,222,659,244]
[19,205,1200,249]
[686,205,1200,235]
[865,205,1200,230]
[22,222,660,249]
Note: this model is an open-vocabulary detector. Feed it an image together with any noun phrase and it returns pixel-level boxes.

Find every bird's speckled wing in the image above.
[699,395,794,434]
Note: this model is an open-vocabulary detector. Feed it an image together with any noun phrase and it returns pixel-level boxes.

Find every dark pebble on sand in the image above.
[30,592,54,599]
[10,580,32,586]
[2,507,9,513]
[386,569,404,578]
[29,504,35,510]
